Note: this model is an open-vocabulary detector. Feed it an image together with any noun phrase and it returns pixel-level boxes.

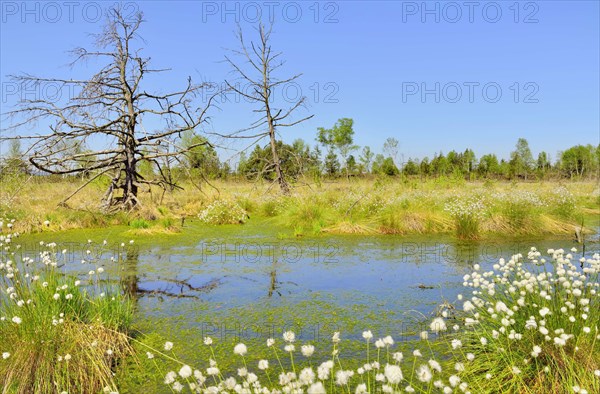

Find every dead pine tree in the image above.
[2,7,217,211]
[223,23,313,195]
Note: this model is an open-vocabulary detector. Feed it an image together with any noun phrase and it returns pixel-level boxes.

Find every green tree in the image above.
[359,146,374,174]
[560,145,595,178]
[431,152,450,177]
[478,154,500,177]
[420,157,431,178]
[317,118,357,179]
[536,151,551,179]
[1,140,29,175]
[371,154,385,174]
[509,138,534,179]
[383,137,399,166]
[380,157,399,176]
[403,158,419,176]
[346,155,357,175]
[181,131,221,179]
[462,148,477,177]
[323,150,340,176]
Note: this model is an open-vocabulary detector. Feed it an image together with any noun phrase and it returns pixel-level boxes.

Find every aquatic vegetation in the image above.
[0,224,134,393]
[143,247,600,394]
[130,218,151,229]
[198,200,248,225]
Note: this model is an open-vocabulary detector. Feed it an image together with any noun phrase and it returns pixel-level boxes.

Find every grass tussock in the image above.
[0,229,135,394]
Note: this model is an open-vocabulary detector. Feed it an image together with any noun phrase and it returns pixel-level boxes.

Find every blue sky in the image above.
[1,1,599,164]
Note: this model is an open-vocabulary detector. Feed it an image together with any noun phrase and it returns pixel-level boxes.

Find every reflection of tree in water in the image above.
[120,249,221,299]
[267,257,298,298]
[120,248,139,299]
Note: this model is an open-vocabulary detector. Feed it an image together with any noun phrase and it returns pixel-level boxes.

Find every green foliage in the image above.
[238,140,318,180]
[359,146,374,173]
[317,118,357,175]
[181,130,222,179]
[160,217,175,228]
[130,219,151,229]
[509,138,535,179]
[560,144,597,178]
[377,157,399,176]
[496,190,545,229]
[445,197,486,239]
[403,158,419,176]
[283,197,328,233]
[323,150,340,176]
[548,186,577,219]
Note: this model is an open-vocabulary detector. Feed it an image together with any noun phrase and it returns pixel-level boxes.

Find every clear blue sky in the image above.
[1,1,599,164]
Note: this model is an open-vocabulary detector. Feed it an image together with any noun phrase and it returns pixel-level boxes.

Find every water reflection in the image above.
[120,248,139,299]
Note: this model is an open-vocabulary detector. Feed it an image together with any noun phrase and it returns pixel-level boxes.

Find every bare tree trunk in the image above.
[3,7,216,212]
[264,80,289,194]
[223,23,312,196]
[269,127,289,194]
[122,149,138,209]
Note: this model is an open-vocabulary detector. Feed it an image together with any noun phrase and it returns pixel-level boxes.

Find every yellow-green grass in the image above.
[1,175,598,239]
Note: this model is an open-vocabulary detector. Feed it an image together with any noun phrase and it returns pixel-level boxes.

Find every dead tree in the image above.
[223,23,313,195]
[2,7,216,211]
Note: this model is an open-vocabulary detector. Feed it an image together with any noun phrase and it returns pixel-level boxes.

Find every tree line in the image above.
[4,123,598,183]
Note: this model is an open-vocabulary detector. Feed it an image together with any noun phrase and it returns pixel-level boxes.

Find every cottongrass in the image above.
[444,197,486,239]
[148,247,599,394]
[0,228,134,393]
[448,247,600,393]
[2,217,598,394]
[197,200,248,225]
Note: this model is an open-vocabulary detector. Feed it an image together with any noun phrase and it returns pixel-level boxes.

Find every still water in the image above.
[17,221,600,344]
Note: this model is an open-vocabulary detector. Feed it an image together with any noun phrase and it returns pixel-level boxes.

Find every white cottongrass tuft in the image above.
[233,343,247,356]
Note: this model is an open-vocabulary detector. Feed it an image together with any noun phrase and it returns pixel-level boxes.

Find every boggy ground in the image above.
[1,176,598,240]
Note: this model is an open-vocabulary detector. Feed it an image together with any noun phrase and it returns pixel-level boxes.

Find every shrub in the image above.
[283,197,327,233]
[198,200,248,224]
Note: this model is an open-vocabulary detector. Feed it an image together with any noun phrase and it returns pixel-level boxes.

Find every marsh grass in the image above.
[445,197,486,239]
[446,248,600,394]
[130,218,151,229]
[0,232,135,394]
[282,196,329,234]
[1,176,597,238]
